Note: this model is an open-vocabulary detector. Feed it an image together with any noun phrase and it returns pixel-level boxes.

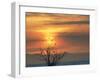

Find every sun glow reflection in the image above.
[45,32,55,47]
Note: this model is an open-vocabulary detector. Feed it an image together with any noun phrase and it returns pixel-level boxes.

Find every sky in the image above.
[26,12,89,54]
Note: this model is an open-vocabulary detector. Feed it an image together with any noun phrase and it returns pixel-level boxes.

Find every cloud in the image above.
[44,20,89,25]
[56,31,89,40]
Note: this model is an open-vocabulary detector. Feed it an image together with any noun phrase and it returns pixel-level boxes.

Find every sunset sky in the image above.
[26,12,89,54]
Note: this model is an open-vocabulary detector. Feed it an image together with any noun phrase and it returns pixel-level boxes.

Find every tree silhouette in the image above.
[40,46,65,66]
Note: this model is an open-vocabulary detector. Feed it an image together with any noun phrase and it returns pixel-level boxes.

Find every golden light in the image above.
[45,33,54,46]
[34,27,66,33]
[43,29,56,47]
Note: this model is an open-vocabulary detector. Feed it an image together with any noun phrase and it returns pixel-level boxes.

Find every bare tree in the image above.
[40,46,65,66]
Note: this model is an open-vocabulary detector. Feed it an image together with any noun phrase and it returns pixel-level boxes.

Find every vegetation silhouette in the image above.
[40,42,65,66]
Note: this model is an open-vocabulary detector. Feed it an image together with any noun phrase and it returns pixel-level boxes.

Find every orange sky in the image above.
[26,12,89,54]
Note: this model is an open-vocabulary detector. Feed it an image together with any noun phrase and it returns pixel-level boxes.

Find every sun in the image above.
[35,28,57,47]
[46,33,53,45]
[44,31,55,47]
